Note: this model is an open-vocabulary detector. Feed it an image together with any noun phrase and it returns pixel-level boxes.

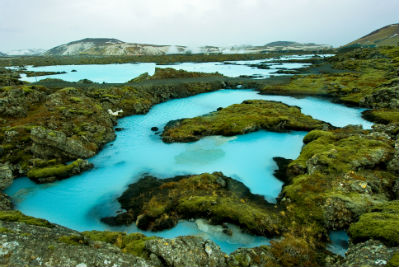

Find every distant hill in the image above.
[231,41,332,53]
[7,48,45,56]
[44,38,333,56]
[45,38,176,56]
[0,52,7,56]
[344,24,399,47]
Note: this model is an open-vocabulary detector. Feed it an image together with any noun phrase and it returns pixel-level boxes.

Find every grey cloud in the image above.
[0,0,398,51]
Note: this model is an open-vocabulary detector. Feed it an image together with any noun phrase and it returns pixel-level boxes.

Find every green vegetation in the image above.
[58,234,88,246]
[362,109,399,124]
[162,100,329,143]
[27,159,91,183]
[388,252,399,267]
[261,47,399,112]
[348,201,399,246]
[58,230,159,258]
[343,24,399,48]
[129,68,223,83]
[270,225,322,267]
[0,210,53,228]
[103,172,282,237]
[82,231,158,258]
[288,127,393,175]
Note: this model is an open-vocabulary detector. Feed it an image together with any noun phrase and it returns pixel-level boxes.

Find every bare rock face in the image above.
[0,87,45,118]
[30,126,95,160]
[0,219,153,267]
[333,240,398,267]
[0,193,13,210]
[145,236,228,267]
[227,246,279,267]
[0,164,13,190]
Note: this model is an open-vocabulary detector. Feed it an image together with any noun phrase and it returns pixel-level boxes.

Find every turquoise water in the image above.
[327,231,350,256]
[18,54,324,83]
[6,89,371,253]
[20,63,157,83]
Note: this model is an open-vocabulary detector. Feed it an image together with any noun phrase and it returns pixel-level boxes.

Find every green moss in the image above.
[348,201,399,246]
[388,252,399,267]
[0,210,53,228]
[58,234,87,246]
[363,109,399,124]
[27,159,86,181]
[105,172,282,236]
[289,131,392,175]
[82,231,157,257]
[0,227,13,233]
[69,96,83,103]
[128,72,150,83]
[303,130,334,144]
[162,100,328,143]
[261,47,398,108]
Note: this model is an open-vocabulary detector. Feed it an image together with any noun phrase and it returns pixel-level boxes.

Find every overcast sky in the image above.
[0,0,398,52]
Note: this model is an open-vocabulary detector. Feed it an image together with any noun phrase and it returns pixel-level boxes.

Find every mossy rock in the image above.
[58,234,88,246]
[162,100,330,143]
[289,129,393,175]
[102,172,282,237]
[348,201,399,246]
[362,109,399,124]
[0,210,53,228]
[27,159,93,183]
[82,231,158,258]
[388,252,399,267]
[303,130,335,144]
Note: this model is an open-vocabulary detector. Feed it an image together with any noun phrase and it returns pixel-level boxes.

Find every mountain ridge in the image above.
[343,23,399,47]
[44,38,332,56]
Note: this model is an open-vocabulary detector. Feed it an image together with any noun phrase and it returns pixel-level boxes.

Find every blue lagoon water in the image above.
[20,63,157,83]
[6,88,372,253]
[19,54,324,83]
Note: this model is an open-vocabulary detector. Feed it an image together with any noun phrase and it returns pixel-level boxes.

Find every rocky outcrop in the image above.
[0,193,12,210]
[348,201,398,247]
[360,84,399,109]
[0,212,230,267]
[227,246,279,267]
[282,126,398,231]
[0,216,153,267]
[0,87,45,117]
[333,240,398,267]
[0,164,13,190]
[102,172,282,237]
[30,127,95,160]
[146,236,228,267]
[162,100,331,143]
[27,159,93,183]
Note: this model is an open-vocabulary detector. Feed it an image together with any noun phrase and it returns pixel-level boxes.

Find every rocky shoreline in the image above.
[0,47,398,266]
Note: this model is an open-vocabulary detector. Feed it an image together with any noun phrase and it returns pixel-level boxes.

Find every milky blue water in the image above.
[6,88,371,253]
[18,54,331,83]
[327,231,350,257]
[19,63,157,83]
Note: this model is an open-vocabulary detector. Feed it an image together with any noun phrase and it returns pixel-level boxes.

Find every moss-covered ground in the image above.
[102,172,282,237]
[162,100,330,143]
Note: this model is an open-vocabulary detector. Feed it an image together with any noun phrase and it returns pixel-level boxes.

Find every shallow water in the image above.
[18,54,331,83]
[6,88,371,253]
[327,231,350,257]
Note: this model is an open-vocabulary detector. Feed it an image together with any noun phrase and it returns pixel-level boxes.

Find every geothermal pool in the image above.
[17,54,334,83]
[7,89,370,253]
